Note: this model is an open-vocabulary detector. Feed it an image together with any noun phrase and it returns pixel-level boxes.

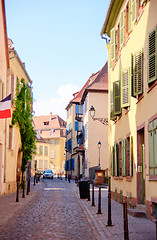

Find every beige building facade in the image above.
[101,0,157,219]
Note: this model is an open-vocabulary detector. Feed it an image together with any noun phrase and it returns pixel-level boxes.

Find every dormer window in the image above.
[44,121,49,126]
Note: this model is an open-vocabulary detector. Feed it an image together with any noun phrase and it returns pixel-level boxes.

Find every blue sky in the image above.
[5,0,110,120]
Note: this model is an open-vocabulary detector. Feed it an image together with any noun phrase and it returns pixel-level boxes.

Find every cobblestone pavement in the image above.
[0,178,156,240]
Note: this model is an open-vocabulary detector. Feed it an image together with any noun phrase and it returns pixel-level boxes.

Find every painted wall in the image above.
[108,0,157,218]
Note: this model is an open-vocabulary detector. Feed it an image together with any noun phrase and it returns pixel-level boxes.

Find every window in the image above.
[120,10,125,47]
[112,136,133,177]
[132,50,143,96]
[39,160,43,169]
[51,150,55,159]
[44,146,48,156]
[148,27,157,84]
[132,0,137,23]
[8,125,13,150]
[39,146,43,155]
[51,139,55,146]
[121,68,130,108]
[44,121,49,125]
[149,119,157,176]
[44,160,48,169]
[113,80,121,115]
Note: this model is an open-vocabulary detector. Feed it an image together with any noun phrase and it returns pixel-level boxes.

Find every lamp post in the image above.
[97,141,101,169]
[89,105,108,125]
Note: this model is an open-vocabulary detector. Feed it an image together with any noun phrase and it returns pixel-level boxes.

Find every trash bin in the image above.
[78,180,89,199]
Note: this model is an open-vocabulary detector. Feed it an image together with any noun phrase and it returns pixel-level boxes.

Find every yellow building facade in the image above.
[101,0,157,219]
[33,115,66,176]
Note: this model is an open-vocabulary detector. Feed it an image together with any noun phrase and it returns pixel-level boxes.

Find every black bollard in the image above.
[36,175,38,183]
[123,201,129,240]
[106,191,113,226]
[26,179,29,195]
[88,181,90,201]
[22,181,25,198]
[92,183,95,206]
[16,182,19,202]
[97,187,102,214]
[34,175,36,186]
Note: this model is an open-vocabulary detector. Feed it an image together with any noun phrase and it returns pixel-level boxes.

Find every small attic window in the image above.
[44,121,49,126]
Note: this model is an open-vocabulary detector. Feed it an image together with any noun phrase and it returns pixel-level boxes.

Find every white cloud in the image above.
[33,84,79,120]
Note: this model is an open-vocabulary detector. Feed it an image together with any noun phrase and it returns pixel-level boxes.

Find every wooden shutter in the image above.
[149,130,154,175]
[120,10,125,47]
[148,27,157,83]
[130,136,133,176]
[113,80,121,115]
[110,27,116,61]
[133,50,143,96]
[111,146,115,176]
[121,68,130,108]
[110,90,116,120]
[122,139,126,177]
[115,143,119,177]
[128,0,131,33]
[132,0,137,23]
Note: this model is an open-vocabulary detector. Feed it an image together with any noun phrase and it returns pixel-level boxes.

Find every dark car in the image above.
[43,169,53,179]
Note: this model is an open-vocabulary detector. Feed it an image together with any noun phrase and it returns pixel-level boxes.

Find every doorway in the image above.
[137,128,145,204]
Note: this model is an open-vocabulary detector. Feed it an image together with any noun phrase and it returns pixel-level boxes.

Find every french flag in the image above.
[0,94,11,119]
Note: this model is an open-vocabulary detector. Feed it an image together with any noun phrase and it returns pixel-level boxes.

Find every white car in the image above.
[43,169,53,179]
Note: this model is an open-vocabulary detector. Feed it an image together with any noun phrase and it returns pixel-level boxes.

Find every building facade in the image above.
[33,114,66,176]
[101,0,157,219]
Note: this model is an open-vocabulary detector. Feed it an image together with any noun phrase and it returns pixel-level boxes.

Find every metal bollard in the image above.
[106,190,113,226]
[16,182,19,202]
[92,183,95,206]
[26,179,29,195]
[34,175,36,186]
[97,187,102,214]
[22,181,25,198]
[123,201,129,240]
[88,181,90,201]
[36,175,38,183]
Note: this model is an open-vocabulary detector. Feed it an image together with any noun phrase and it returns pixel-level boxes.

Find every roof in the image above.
[33,114,66,139]
[101,0,124,37]
[81,62,108,103]
[65,72,99,110]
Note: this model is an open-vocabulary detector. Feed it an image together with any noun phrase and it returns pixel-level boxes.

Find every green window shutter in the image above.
[113,80,121,115]
[128,0,132,33]
[120,10,125,47]
[148,27,157,83]
[133,50,143,95]
[110,90,116,120]
[149,130,154,175]
[122,139,126,177]
[115,143,119,176]
[154,128,157,175]
[121,68,130,108]
[130,136,133,176]
[110,27,116,62]
[111,146,115,176]
[132,0,137,23]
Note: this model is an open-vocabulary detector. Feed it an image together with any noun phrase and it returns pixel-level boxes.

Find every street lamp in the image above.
[97,141,101,169]
[89,105,108,125]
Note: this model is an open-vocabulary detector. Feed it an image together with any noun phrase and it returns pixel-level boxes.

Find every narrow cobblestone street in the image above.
[0,178,156,240]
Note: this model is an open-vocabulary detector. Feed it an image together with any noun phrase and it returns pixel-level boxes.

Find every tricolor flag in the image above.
[0,94,11,119]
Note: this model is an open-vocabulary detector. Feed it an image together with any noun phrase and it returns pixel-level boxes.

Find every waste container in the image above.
[78,180,89,199]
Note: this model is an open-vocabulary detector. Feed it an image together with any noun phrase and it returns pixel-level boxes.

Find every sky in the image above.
[5,0,110,120]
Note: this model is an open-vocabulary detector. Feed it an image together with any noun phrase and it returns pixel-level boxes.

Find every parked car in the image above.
[36,170,44,176]
[43,169,53,179]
